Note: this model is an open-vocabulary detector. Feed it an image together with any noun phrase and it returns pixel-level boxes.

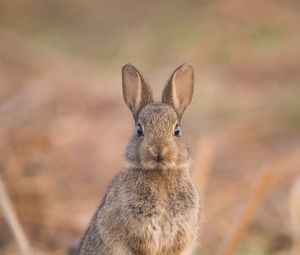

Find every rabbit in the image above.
[79,63,200,255]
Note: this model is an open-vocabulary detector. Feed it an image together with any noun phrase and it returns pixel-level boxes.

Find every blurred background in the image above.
[0,0,300,254]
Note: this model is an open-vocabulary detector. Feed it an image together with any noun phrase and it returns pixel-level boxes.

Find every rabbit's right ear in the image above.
[122,64,153,120]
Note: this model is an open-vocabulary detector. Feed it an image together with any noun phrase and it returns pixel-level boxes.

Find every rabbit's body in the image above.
[81,166,199,255]
[79,64,200,255]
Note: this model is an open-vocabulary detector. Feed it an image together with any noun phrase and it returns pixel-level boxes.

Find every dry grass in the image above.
[0,173,32,255]
[218,150,300,255]
[289,177,300,255]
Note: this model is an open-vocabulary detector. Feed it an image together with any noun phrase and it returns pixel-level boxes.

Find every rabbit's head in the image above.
[122,64,194,170]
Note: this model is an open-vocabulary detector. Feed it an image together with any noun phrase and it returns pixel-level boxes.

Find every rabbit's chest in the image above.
[128,184,195,220]
[127,184,197,249]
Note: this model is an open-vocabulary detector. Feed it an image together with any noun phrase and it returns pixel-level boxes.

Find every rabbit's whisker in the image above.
[134,167,146,189]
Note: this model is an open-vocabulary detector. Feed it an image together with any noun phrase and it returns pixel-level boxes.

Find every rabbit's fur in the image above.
[79,64,200,255]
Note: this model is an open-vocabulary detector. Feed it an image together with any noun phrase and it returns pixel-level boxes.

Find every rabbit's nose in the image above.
[149,146,167,162]
[156,153,162,162]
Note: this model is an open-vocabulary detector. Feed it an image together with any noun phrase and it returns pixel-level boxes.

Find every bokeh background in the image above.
[0,1,300,254]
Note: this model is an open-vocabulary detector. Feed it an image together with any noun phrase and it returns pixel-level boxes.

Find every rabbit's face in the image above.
[122,63,194,171]
[127,103,190,170]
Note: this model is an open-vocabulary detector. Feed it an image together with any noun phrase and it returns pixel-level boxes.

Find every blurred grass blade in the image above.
[0,173,32,255]
[289,176,300,255]
[218,149,300,255]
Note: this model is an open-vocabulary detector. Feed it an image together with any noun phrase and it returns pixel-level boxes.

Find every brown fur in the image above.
[79,64,200,255]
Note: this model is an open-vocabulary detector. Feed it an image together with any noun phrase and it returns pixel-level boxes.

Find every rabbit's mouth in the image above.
[141,157,176,170]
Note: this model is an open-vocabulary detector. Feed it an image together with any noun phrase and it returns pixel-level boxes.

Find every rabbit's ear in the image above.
[162,63,194,119]
[122,64,153,120]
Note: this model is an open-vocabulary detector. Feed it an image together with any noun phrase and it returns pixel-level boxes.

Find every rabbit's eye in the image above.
[174,124,181,137]
[136,123,143,137]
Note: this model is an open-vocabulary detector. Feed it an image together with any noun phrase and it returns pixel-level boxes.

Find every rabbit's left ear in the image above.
[162,63,194,120]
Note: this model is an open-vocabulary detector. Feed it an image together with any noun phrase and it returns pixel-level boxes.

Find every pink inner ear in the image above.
[123,66,142,111]
[172,64,194,110]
